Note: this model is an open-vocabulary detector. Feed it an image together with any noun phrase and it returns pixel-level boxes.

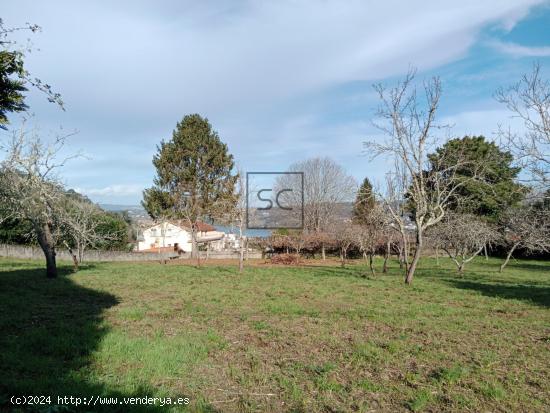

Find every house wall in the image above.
[137,223,225,252]
[138,223,193,252]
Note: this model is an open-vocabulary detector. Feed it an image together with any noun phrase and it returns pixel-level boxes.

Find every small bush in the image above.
[271,253,301,265]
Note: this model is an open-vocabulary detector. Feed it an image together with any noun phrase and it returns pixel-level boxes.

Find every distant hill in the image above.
[100,204,151,225]
[99,202,354,229]
[100,204,144,212]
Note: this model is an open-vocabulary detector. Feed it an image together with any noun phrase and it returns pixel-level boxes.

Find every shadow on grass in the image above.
[505,261,550,273]
[0,264,199,412]
[444,279,550,308]
[298,265,365,278]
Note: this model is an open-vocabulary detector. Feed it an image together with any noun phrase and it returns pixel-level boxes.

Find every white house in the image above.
[137,221,225,252]
[210,233,243,251]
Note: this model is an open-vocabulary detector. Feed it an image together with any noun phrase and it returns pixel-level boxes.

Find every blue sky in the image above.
[2,0,550,204]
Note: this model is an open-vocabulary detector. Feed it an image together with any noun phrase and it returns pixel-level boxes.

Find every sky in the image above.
[2,0,550,205]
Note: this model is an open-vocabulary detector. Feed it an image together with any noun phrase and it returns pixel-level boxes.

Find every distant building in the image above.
[136,221,224,252]
[209,233,243,252]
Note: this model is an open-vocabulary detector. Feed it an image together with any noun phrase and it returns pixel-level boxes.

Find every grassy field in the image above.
[0,256,549,412]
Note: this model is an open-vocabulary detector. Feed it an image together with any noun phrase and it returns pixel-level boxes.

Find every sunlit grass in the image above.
[0,256,548,412]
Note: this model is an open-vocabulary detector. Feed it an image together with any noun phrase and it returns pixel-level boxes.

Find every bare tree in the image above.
[365,69,480,284]
[354,225,376,276]
[498,206,550,272]
[276,157,357,259]
[330,220,356,268]
[383,163,412,271]
[381,218,398,273]
[0,124,78,278]
[224,169,248,272]
[428,213,498,274]
[496,63,550,192]
[62,199,122,270]
[354,204,387,276]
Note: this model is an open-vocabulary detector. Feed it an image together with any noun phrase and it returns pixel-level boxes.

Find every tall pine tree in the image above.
[143,114,237,261]
[353,177,376,224]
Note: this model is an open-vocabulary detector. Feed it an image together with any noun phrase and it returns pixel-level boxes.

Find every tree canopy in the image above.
[142,114,237,258]
[0,19,63,129]
[353,177,376,225]
[428,136,525,219]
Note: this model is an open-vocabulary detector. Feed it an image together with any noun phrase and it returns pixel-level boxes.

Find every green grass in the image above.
[0,256,549,412]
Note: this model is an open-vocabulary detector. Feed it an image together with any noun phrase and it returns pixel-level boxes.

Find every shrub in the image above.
[270,253,301,265]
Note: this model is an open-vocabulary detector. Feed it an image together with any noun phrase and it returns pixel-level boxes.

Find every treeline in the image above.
[0,188,132,252]
[246,134,549,276]
[1,19,549,280]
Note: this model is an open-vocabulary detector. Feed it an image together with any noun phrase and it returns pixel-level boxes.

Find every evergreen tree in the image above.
[142,114,237,260]
[0,20,63,129]
[0,48,27,127]
[427,136,525,220]
[353,177,376,224]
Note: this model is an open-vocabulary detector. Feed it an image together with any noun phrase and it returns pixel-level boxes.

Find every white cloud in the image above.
[2,0,545,203]
[6,0,543,115]
[489,40,550,57]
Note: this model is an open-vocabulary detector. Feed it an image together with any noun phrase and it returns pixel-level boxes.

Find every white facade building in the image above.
[137,222,224,252]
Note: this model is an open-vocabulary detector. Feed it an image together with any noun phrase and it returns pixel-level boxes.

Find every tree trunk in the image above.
[36,222,57,278]
[64,241,79,272]
[340,249,345,267]
[500,243,519,273]
[483,244,488,261]
[405,229,422,284]
[383,240,390,273]
[400,231,409,272]
[369,253,375,276]
[191,226,201,267]
[435,246,439,266]
[321,244,326,260]
[239,230,244,273]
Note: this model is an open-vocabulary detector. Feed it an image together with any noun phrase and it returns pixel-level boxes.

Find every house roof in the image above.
[188,221,216,232]
[146,220,216,233]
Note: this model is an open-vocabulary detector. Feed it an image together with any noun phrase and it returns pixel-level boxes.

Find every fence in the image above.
[0,243,262,262]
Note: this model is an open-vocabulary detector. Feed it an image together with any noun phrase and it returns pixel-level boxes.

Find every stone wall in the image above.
[0,244,262,262]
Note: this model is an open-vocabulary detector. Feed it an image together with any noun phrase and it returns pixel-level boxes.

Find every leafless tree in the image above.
[382,166,412,270]
[330,220,357,268]
[498,206,550,272]
[428,213,498,274]
[354,204,387,276]
[365,69,481,284]
[235,172,248,272]
[302,231,331,259]
[354,225,376,276]
[287,233,307,255]
[0,124,78,278]
[496,63,550,192]
[276,157,357,259]
[228,170,248,272]
[62,199,121,270]
[380,214,397,273]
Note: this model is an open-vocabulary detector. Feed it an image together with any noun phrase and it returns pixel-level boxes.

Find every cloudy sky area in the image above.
[2,0,550,204]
